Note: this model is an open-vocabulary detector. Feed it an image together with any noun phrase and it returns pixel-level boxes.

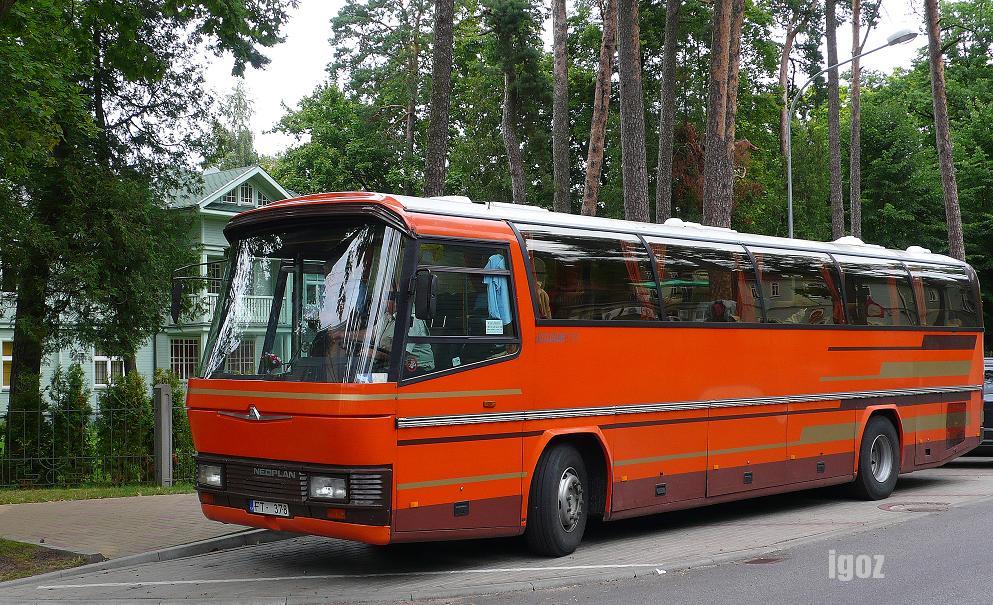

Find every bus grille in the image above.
[349,474,386,507]
[225,464,308,502]
[221,461,387,507]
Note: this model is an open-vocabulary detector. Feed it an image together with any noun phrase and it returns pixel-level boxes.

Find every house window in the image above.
[258,191,271,206]
[2,341,11,390]
[207,258,224,295]
[222,189,237,204]
[770,281,780,298]
[170,338,200,380]
[93,349,125,387]
[226,340,256,375]
[239,184,255,206]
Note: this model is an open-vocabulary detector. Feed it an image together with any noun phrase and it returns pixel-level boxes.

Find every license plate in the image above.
[249,500,290,517]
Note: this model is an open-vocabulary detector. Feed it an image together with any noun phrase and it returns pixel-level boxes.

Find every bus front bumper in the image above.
[199,499,391,545]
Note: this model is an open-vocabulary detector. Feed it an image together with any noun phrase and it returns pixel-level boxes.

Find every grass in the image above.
[0,538,86,582]
[0,483,195,506]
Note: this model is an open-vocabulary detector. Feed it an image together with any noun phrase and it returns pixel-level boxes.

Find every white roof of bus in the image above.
[391,194,965,268]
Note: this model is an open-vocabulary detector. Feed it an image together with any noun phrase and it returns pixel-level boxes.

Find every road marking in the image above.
[36,563,670,590]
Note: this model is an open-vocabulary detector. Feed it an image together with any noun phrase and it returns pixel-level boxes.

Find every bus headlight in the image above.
[309,476,347,501]
[197,463,224,488]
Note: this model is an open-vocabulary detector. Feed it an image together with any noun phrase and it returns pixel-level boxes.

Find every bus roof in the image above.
[256,191,967,268]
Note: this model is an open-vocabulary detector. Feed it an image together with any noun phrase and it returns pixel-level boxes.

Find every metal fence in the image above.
[0,395,194,489]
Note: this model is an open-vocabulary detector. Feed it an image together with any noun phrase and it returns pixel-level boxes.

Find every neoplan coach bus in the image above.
[184,192,984,556]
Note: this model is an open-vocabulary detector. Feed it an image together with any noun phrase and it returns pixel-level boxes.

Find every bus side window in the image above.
[835,256,919,327]
[403,241,520,380]
[519,225,660,322]
[645,238,761,324]
[749,248,845,325]
[906,262,981,328]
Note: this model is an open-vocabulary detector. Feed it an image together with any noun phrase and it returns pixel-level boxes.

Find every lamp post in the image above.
[785,28,919,239]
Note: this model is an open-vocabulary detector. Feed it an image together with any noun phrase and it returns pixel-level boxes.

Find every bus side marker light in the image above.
[713,464,719,470]
[790,454,796,460]
[621,475,628,482]
[410,501,419,508]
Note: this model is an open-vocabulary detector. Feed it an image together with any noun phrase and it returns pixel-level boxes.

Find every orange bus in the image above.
[185,192,984,556]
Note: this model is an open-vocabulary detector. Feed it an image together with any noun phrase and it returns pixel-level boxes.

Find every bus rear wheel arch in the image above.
[852,414,901,500]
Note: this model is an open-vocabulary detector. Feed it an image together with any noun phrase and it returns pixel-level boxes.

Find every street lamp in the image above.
[784,28,919,238]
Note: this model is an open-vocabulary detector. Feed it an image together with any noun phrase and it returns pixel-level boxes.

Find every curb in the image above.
[0,528,295,589]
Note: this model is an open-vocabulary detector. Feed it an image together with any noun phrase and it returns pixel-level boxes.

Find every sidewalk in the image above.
[0,493,240,559]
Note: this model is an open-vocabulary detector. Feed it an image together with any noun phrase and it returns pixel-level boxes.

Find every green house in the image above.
[0,165,293,410]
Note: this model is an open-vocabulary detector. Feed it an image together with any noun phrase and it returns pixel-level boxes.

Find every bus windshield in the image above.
[202,219,405,383]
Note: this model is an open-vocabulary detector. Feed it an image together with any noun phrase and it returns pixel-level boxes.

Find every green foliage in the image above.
[270,85,408,193]
[48,364,95,485]
[204,81,260,170]
[94,373,154,484]
[1,373,50,484]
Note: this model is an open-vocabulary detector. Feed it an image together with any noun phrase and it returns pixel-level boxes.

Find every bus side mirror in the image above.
[414,270,438,321]
[171,279,183,324]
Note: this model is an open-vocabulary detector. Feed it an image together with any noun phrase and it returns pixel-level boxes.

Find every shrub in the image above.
[48,364,94,485]
[94,372,153,484]
[2,372,51,486]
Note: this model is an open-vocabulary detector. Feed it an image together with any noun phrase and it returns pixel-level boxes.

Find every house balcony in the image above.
[174,293,291,328]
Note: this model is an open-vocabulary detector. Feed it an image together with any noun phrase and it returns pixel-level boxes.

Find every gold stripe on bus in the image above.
[189,388,522,401]
[396,471,527,491]
[615,422,854,467]
[903,411,970,433]
[820,360,972,382]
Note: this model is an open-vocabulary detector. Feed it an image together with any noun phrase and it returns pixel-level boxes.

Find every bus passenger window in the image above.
[906,263,981,328]
[835,256,919,326]
[518,225,659,322]
[402,241,520,379]
[645,238,760,323]
[750,248,845,325]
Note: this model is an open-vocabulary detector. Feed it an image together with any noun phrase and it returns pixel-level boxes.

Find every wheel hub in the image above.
[869,434,894,483]
[557,467,583,533]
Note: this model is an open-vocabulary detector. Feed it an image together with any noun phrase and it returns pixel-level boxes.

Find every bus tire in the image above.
[852,416,900,500]
[525,444,588,557]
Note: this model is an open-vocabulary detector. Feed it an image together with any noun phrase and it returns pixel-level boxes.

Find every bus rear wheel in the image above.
[852,416,900,500]
[525,444,588,556]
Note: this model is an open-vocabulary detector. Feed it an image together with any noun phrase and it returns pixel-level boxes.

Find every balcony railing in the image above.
[198,293,291,326]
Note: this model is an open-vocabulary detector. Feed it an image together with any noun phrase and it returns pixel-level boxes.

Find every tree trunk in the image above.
[616,0,649,222]
[501,68,526,204]
[925,0,965,261]
[654,0,680,223]
[402,4,425,197]
[0,1,16,20]
[725,0,743,141]
[6,136,64,421]
[825,0,844,240]
[8,254,50,413]
[702,0,732,227]
[849,0,863,238]
[581,0,617,217]
[552,0,570,213]
[778,25,799,158]
[424,0,455,198]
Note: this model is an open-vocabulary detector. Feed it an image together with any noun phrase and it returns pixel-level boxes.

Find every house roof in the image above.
[168,165,291,211]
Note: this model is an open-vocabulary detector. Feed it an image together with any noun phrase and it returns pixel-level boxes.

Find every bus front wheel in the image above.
[852,416,900,500]
[525,444,589,556]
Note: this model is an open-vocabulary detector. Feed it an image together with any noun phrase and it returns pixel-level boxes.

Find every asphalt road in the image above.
[3,457,992,604]
[446,486,993,605]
